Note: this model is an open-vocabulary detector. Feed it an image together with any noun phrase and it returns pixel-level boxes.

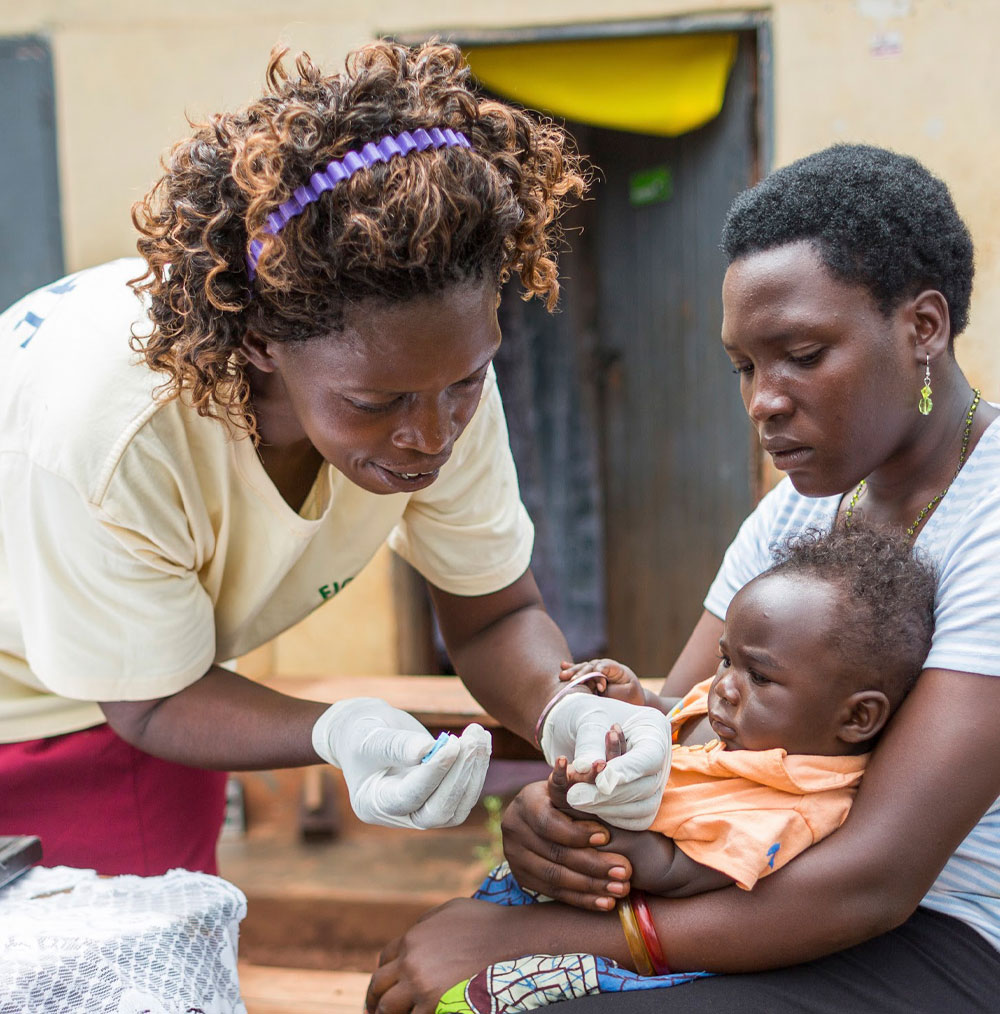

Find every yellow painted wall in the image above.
[237,544,398,680]
[4,1,995,677]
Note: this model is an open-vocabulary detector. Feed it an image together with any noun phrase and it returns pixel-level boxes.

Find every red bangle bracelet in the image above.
[616,895,654,976]
[630,891,669,974]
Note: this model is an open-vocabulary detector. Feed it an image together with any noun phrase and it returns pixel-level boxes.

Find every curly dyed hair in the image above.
[721,144,974,341]
[130,41,588,431]
[764,524,936,707]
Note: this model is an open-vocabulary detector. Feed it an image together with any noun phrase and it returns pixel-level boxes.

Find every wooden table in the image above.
[238,963,369,1014]
[264,674,665,760]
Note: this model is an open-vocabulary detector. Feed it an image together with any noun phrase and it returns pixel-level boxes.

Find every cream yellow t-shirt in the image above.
[0,259,534,743]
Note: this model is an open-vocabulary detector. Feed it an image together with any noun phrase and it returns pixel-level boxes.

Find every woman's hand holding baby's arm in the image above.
[501,780,632,910]
[554,737,734,900]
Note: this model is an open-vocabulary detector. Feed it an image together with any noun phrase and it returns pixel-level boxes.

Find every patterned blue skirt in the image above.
[436,863,709,1014]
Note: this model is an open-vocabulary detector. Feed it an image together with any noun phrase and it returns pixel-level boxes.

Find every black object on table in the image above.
[0,835,42,889]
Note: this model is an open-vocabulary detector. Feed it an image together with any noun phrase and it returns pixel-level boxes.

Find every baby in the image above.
[550,524,937,896]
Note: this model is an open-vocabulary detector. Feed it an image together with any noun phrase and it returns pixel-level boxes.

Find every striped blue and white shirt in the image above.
[704,413,1000,952]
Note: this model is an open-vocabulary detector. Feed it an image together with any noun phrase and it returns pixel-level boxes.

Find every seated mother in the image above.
[367,144,1000,1012]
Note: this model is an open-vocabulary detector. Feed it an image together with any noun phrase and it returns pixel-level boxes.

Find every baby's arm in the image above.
[600,826,734,898]
[547,724,733,898]
[558,659,677,714]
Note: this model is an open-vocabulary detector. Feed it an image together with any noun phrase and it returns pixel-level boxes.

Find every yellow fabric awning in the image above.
[465,33,739,137]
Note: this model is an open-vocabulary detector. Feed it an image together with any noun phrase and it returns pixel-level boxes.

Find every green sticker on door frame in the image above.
[629,165,674,207]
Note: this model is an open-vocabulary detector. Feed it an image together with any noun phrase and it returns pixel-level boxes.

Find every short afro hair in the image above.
[721,144,974,339]
[763,524,936,708]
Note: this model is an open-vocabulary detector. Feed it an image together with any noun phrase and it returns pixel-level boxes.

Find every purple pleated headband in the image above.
[246,126,472,281]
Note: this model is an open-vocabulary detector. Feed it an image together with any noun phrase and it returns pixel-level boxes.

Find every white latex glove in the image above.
[311,697,492,829]
[540,692,671,831]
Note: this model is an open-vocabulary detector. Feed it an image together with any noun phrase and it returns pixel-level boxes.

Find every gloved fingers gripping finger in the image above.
[594,735,669,791]
[568,715,622,773]
[411,730,491,829]
[572,767,664,808]
[360,725,440,769]
[559,766,661,815]
[619,709,671,741]
[565,777,665,831]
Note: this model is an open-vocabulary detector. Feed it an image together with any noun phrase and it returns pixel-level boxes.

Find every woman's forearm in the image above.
[449,606,570,743]
[100,665,328,769]
[430,573,572,744]
[644,826,901,971]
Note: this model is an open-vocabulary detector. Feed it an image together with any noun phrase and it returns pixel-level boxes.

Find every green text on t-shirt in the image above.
[318,576,354,601]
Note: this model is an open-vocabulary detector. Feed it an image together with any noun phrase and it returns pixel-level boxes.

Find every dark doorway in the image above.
[493,33,759,676]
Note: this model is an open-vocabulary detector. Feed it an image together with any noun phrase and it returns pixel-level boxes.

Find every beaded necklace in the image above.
[844,389,982,538]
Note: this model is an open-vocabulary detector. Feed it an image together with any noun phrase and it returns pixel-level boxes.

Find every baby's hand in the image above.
[559,658,645,708]
[547,724,626,818]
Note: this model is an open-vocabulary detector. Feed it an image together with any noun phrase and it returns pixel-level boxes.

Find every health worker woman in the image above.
[0,41,668,876]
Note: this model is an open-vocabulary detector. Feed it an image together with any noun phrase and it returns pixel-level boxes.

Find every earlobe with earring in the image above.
[919,354,933,415]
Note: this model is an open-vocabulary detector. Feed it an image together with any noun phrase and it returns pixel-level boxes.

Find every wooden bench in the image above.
[264,673,545,759]
[239,963,369,1014]
[265,673,664,758]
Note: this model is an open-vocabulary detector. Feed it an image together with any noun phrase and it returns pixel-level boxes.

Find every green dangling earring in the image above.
[919,353,933,415]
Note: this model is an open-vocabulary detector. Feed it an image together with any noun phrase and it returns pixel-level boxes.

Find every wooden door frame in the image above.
[390,11,773,502]
[386,14,774,673]
[390,11,773,180]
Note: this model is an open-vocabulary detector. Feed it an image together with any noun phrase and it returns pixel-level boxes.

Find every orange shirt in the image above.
[649,679,867,889]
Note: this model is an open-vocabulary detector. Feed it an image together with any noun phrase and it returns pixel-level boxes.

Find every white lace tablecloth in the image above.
[0,866,247,1014]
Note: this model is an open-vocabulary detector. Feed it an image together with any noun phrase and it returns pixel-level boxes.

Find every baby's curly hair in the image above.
[764,524,936,706]
[130,41,588,432]
[721,144,974,340]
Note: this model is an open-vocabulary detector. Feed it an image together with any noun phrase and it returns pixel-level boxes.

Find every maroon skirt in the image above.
[0,723,227,876]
